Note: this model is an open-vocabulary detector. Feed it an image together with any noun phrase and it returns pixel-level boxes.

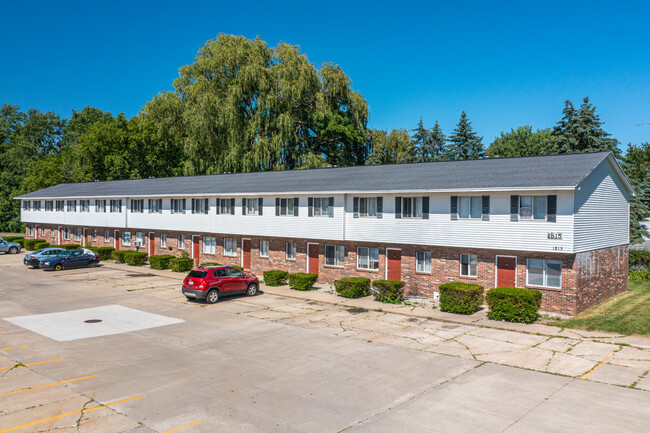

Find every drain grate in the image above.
[347,308,367,314]
[84,319,102,323]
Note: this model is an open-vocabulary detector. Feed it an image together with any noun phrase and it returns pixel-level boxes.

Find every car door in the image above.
[212,268,229,291]
[0,240,7,253]
[225,267,246,292]
[65,251,84,268]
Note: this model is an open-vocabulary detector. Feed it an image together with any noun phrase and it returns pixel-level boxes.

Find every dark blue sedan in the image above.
[39,249,100,271]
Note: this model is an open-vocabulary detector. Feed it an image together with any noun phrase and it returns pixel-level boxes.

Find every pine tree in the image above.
[411,117,432,161]
[428,121,447,161]
[445,111,484,160]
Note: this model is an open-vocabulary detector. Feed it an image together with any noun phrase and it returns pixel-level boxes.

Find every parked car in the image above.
[0,238,21,254]
[39,249,100,271]
[24,247,66,267]
[182,265,259,303]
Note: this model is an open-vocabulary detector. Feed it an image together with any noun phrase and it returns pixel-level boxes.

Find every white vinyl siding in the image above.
[260,240,269,257]
[224,238,237,256]
[416,251,431,273]
[357,247,379,270]
[526,259,562,288]
[460,254,477,277]
[203,236,216,254]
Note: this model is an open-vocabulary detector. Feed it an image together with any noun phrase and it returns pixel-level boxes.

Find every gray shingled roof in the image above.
[15,152,618,199]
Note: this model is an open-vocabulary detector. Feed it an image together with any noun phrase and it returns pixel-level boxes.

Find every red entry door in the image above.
[83,228,87,246]
[387,249,401,281]
[114,230,121,251]
[148,233,155,256]
[308,243,319,274]
[496,256,516,287]
[192,236,200,264]
[242,239,251,270]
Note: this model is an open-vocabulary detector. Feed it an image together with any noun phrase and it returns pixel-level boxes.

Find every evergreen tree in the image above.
[428,121,447,161]
[411,117,432,161]
[445,111,484,160]
[623,142,650,243]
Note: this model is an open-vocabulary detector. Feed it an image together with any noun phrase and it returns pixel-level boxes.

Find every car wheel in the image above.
[54,263,63,271]
[205,289,219,304]
[246,283,258,296]
[8,247,18,254]
[88,261,96,268]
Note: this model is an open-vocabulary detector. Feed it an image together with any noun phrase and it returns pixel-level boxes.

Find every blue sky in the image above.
[2,1,649,149]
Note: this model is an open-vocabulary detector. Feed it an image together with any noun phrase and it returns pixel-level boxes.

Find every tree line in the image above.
[1,34,648,242]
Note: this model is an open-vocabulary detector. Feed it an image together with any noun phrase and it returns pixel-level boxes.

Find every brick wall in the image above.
[574,244,628,315]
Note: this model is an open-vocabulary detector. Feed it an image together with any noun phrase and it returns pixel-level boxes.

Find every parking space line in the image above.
[0,358,63,370]
[0,394,145,433]
[0,345,28,351]
[0,374,96,396]
[581,352,615,380]
[162,420,205,433]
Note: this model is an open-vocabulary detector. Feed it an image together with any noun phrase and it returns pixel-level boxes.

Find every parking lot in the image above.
[1,254,649,432]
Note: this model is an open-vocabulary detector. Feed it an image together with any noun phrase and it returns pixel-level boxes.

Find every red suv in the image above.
[182,265,259,303]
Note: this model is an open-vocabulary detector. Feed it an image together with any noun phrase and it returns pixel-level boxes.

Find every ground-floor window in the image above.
[41,226,46,237]
[50,226,55,237]
[135,232,145,247]
[178,234,185,249]
[122,231,131,246]
[224,238,237,256]
[91,229,97,241]
[286,242,296,260]
[357,247,379,270]
[27,225,33,236]
[160,233,167,248]
[527,259,562,288]
[460,254,477,277]
[104,229,110,242]
[203,236,216,254]
[63,227,70,240]
[74,228,82,242]
[260,240,269,257]
[416,251,432,273]
[325,245,344,266]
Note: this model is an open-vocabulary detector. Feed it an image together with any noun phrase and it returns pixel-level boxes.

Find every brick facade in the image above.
[24,223,628,316]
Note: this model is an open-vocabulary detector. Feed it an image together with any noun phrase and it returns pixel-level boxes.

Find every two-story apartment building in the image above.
[16,152,633,315]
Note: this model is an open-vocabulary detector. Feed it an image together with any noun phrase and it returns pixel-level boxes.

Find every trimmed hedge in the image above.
[49,244,81,250]
[200,262,221,266]
[34,241,51,250]
[263,270,289,286]
[111,250,133,263]
[3,236,24,242]
[150,255,175,270]
[24,239,46,250]
[88,247,115,261]
[170,258,194,272]
[439,282,484,314]
[334,277,371,298]
[629,269,650,280]
[486,287,542,324]
[288,273,318,291]
[124,251,148,266]
[629,249,650,269]
[231,265,244,271]
[372,280,405,303]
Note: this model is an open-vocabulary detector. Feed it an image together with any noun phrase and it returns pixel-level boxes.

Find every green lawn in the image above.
[550,280,650,336]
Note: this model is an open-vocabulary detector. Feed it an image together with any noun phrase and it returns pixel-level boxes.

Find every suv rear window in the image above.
[188,270,208,278]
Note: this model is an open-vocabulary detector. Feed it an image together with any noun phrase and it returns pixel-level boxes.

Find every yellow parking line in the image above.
[581,353,614,380]
[367,334,386,342]
[0,345,28,351]
[0,374,96,397]
[0,358,63,370]
[162,420,205,433]
[0,394,145,433]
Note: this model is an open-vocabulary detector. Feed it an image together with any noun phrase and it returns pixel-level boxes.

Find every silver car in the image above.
[0,238,21,254]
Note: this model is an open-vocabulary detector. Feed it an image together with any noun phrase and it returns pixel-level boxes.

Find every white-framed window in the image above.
[148,199,162,213]
[160,233,167,248]
[45,200,53,211]
[357,247,379,270]
[32,201,41,211]
[104,229,110,242]
[135,232,145,246]
[244,198,260,216]
[401,197,423,218]
[122,231,131,246]
[359,197,377,217]
[224,238,237,256]
[171,198,186,214]
[95,200,106,213]
[313,197,332,217]
[285,242,296,260]
[91,229,97,241]
[79,200,89,212]
[130,199,144,213]
[191,198,209,214]
[23,201,31,211]
[56,200,64,212]
[260,240,269,258]
[203,236,216,254]
[519,196,548,221]
[74,228,82,242]
[460,254,478,277]
[63,227,70,240]
[527,259,562,288]
[50,226,55,237]
[40,226,45,236]
[416,251,431,273]
[458,196,482,219]
[67,200,77,212]
[110,199,122,213]
[177,234,185,249]
[325,245,344,266]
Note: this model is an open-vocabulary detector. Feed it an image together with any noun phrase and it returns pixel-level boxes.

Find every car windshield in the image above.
[188,270,208,278]
[33,249,46,254]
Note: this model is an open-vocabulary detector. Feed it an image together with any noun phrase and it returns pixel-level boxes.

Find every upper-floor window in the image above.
[148,199,162,213]
[395,196,429,219]
[260,240,269,257]
[110,199,122,213]
[309,197,334,217]
[216,198,235,215]
[130,199,144,213]
[23,201,31,211]
[460,254,478,277]
[32,201,41,211]
[527,259,561,288]
[357,247,379,270]
[171,198,186,214]
[67,200,77,212]
[191,198,209,214]
[45,201,53,211]
[275,198,297,216]
[510,195,556,222]
[56,200,64,212]
[353,197,383,218]
[450,196,489,221]
[243,198,262,216]
[80,200,90,212]
[325,245,344,266]
[96,200,106,213]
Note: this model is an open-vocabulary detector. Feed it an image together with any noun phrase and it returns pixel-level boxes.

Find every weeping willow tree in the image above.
[173,34,369,175]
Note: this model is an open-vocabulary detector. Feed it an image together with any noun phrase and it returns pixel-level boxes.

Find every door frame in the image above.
[385,248,402,280]
[495,255,517,288]
[57,226,62,245]
[241,238,251,268]
[306,242,319,273]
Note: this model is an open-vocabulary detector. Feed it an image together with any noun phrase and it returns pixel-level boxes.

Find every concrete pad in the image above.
[569,340,617,361]
[536,336,578,353]
[4,305,184,341]
[479,347,554,371]
[425,340,475,359]
[586,363,647,387]
[545,352,595,376]
[635,374,650,391]
[456,334,528,355]
[470,327,548,346]
[615,346,650,361]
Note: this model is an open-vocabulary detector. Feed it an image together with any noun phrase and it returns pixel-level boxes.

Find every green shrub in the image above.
[334,277,371,298]
[92,247,115,261]
[372,280,405,303]
[24,239,46,250]
[150,254,175,270]
[629,269,650,280]
[124,251,148,266]
[34,241,51,250]
[263,270,289,286]
[629,249,650,269]
[439,282,484,314]
[486,286,542,324]
[14,238,25,247]
[111,250,131,263]
[3,236,24,242]
[288,273,318,290]
[61,244,81,250]
[170,258,194,272]
[200,262,221,266]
